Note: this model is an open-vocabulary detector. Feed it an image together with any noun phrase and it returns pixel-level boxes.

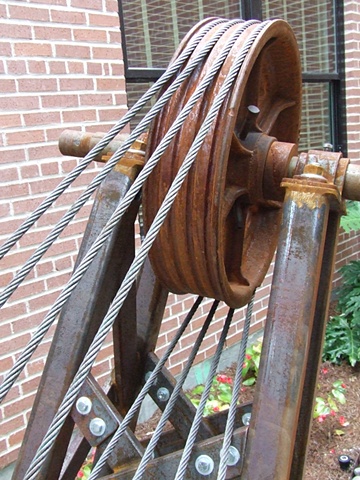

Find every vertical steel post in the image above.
[242,175,341,480]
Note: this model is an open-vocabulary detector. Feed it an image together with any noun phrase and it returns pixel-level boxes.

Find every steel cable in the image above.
[174,308,235,480]
[23,20,262,479]
[0,17,225,260]
[89,300,219,480]
[131,300,220,480]
[217,292,255,480]
[0,19,252,404]
[0,18,235,309]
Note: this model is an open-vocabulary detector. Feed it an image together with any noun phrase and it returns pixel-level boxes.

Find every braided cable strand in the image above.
[89,300,219,480]
[0,18,234,309]
[0,17,224,260]
[174,308,235,480]
[0,19,249,404]
[23,21,260,479]
[217,292,255,480]
[130,301,220,480]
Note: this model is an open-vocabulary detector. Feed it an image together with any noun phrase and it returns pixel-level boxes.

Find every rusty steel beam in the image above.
[242,170,341,480]
[13,167,140,480]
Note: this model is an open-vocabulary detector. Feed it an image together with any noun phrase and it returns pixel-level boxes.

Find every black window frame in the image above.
[118,0,346,153]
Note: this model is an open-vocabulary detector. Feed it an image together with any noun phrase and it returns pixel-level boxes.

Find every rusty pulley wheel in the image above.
[143,18,302,308]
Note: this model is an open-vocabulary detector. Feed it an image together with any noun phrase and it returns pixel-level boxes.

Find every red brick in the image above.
[109,30,121,43]
[17,78,57,93]
[71,0,103,9]
[62,108,97,123]
[0,181,30,200]
[41,93,78,109]
[0,166,19,183]
[50,9,86,24]
[0,59,5,74]
[96,78,123,91]
[0,447,19,470]
[0,94,41,112]
[39,160,60,176]
[0,41,12,56]
[73,28,108,43]
[0,114,22,129]
[6,129,45,146]
[88,13,118,28]
[59,77,94,91]
[56,44,90,59]
[33,0,67,4]
[0,334,32,360]
[34,26,72,41]
[92,46,122,60]
[25,358,45,377]
[27,59,47,74]
[46,126,68,142]
[0,23,32,39]
[111,62,124,76]
[23,110,61,127]
[79,92,113,106]
[105,0,119,13]
[20,163,40,179]
[67,61,85,74]
[0,79,16,93]
[28,290,59,311]
[0,415,25,438]
[0,148,26,164]
[14,42,52,57]
[87,62,103,75]
[6,59,26,75]
[28,177,61,195]
[48,60,67,74]
[9,5,50,22]
[28,143,62,161]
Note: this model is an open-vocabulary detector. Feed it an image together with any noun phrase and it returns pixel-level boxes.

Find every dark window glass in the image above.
[262,1,336,73]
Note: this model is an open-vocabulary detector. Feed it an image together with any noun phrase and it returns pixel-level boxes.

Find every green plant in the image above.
[340,200,360,233]
[76,449,95,479]
[323,261,360,367]
[241,339,262,386]
[313,377,348,435]
[187,375,233,415]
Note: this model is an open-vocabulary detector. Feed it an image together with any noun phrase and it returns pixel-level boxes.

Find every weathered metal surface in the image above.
[58,129,146,179]
[241,171,341,480]
[101,427,248,480]
[290,211,341,479]
[12,168,139,480]
[143,19,302,308]
[145,353,216,441]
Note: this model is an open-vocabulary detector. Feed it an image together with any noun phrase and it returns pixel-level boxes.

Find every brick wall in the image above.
[0,0,360,472]
[0,0,126,468]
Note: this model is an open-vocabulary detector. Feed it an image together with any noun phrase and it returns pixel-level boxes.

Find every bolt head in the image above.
[195,454,214,475]
[242,412,251,426]
[76,396,92,415]
[89,417,107,437]
[156,387,170,402]
[226,446,241,466]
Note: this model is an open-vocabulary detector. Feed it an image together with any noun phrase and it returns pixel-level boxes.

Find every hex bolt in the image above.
[156,387,170,402]
[226,446,241,466]
[242,412,251,426]
[323,142,334,152]
[195,454,214,475]
[89,417,107,437]
[76,396,92,415]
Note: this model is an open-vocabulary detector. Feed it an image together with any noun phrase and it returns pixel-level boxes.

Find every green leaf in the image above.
[191,385,205,395]
[333,429,345,436]
[243,377,256,386]
[219,392,232,403]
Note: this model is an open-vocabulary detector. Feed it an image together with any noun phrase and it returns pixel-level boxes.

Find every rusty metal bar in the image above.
[12,168,139,480]
[290,210,341,478]
[241,176,339,480]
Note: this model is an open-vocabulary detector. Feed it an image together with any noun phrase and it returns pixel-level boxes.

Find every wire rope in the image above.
[174,308,235,480]
[217,292,255,479]
[0,18,225,260]
[0,18,236,309]
[0,18,252,405]
[90,300,220,480]
[23,21,264,479]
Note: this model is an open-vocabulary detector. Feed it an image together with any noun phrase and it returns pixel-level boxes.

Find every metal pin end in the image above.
[221,445,241,466]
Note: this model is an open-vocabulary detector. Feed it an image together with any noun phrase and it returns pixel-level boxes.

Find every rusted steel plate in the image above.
[143,19,301,308]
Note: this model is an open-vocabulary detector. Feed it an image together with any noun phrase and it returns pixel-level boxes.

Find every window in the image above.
[118,0,346,153]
